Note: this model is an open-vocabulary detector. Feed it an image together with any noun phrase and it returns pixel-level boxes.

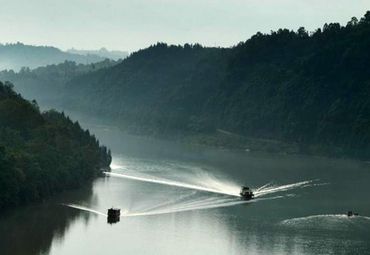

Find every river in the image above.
[1,112,370,255]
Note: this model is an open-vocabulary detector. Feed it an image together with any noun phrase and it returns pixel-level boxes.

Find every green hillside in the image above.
[0,81,111,210]
[60,13,370,158]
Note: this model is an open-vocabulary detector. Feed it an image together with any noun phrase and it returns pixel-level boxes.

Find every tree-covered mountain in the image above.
[0,42,107,71]
[0,81,111,210]
[4,12,370,159]
[63,43,228,130]
[57,12,370,159]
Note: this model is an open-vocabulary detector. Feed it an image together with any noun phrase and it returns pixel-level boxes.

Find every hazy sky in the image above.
[1,0,370,52]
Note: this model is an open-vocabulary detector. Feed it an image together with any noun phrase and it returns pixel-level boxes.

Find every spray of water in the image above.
[63,175,316,219]
[105,171,316,200]
[104,171,240,197]
[104,170,318,217]
[109,157,242,196]
[64,195,285,218]
[125,198,248,217]
[253,180,313,198]
[64,155,320,219]
[124,195,288,217]
[138,191,198,213]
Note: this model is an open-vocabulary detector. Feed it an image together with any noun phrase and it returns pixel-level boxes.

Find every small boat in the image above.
[107,208,121,223]
[347,211,359,217]
[240,186,254,200]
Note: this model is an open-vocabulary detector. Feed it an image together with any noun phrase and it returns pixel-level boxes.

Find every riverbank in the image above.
[45,105,367,162]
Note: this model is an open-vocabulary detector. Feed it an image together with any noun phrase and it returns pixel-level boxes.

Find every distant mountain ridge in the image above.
[0,59,118,105]
[67,47,128,61]
[0,42,108,71]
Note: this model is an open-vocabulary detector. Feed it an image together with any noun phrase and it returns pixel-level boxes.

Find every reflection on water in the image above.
[1,112,370,255]
[0,185,94,255]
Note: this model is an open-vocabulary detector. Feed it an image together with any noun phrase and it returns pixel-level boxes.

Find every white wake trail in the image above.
[138,191,198,213]
[63,169,319,219]
[279,214,370,231]
[104,171,240,197]
[123,196,283,217]
[63,194,287,219]
[63,204,107,216]
[281,214,370,225]
[254,180,313,198]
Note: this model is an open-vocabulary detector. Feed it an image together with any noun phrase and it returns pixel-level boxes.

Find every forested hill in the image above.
[0,43,107,71]
[60,12,370,159]
[0,81,111,210]
[5,12,370,159]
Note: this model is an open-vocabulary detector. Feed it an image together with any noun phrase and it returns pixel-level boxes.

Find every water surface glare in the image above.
[2,112,370,255]
[64,175,315,218]
[104,171,241,197]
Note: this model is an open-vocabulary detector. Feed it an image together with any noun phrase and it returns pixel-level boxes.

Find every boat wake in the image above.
[279,214,370,230]
[63,174,317,218]
[104,171,241,197]
[123,195,282,217]
[64,195,284,218]
[119,179,314,217]
[63,155,322,218]
[253,180,314,198]
[63,203,107,217]
[104,171,316,199]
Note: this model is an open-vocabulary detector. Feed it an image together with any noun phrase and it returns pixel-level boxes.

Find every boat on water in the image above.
[240,186,254,200]
[347,211,359,217]
[107,208,121,223]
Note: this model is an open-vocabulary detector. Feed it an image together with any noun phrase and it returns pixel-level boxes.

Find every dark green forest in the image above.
[3,12,370,159]
[0,81,111,210]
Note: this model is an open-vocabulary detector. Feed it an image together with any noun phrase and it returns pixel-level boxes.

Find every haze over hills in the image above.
[0,59,118,105]
[67,48,128,61]
[58,12,370,159]
[0,43,119,71]
[2,12,370,159]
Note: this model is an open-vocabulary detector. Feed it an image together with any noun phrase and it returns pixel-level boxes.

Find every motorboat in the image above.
[107,208,121,223]
[347,211,359,217]
[240,186,254,200]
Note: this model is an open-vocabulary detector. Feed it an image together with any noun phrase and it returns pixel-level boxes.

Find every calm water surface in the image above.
[1,116,370,255]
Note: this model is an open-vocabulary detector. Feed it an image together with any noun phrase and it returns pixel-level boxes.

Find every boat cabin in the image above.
[107,208,121,223]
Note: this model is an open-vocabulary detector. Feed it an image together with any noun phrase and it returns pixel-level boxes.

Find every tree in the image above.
[297,27,308,37]
[347,17,358,27]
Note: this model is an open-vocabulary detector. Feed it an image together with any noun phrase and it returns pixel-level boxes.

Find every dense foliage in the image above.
[0,82,111,210]
[58,12,370,158]
[63,43,229,132]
